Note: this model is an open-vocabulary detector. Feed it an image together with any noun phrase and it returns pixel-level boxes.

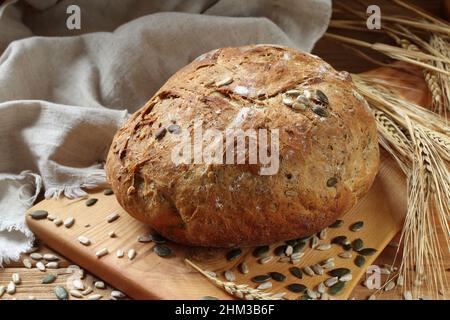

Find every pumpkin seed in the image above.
[317,282,326,294]
[88,294,103,300]
[23,258,32,269]
[329,219,344,228]
[11,273,21,285]
[252,274,271,283]
[319,228,327,240]
[30,252,42,260]
[269,272,286,282]
[167,124,181,134]
[54,218,63,226]
[127,249,137,260]
[103,188,114,195]
[311,264,324,275]
[293,241,306,253]
[94,281,106,289]
[350,221,364,232]
[282,96,294,106]
[30,210,48,220]
[7,281,16,294]
[64,217,75,228]
[351,238,364,251]
[354,255,366,267]
[138,234,153,243]
[274,245,287,256]
[306,289,319,299]
[81,287,93,296]
[315,89,329,105]
[224,270,235,282]
[292,101,307,111]
[322,260,335,269]
[324,277,339,287]
[329,268,351,278]
[368,294,376,300]
[154,127,167,140]
[397,275,404,286]
[36,261,46,271]
[285,245,294,256]
[403,291,413,300]
[215,76,233,87]
[0,286,5,298]
[257,281,273,290]
[69,290,83,298]
[44,253,59,261]
[73,279,85,291]
[326,177,338,187]
[106,213,120,223]
[78,236,91,246]
[303,266,315,277]
[358,248,377,256]
[154,245,171,257]
[312,105,329,117]
[253,245,269,257]
[286,89,302,96]
[321,292,330,300]
[289,267,303,279]
[46,262,59,269]
[54,286,68,300]
[329,281,345,295]
[259,256,273,264]
[287,283,307,293]
[310,236,319,249]
[95,248,109,258]
[339,273,353,282]
[338,251,352,259]
[278,256,290,263]
[226,248,241,261]
[111,291,126,299]
[85,198,98,206]
[384,281,396,291]
[238,262,249,274]
[47,214,56,221]
[290,252,304,260]
[316,243,331,251]
[42,273,56,284]
[331,235,348,245]
[200,296,218,300]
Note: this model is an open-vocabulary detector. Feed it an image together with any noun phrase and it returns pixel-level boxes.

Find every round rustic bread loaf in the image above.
[106,45,380,247]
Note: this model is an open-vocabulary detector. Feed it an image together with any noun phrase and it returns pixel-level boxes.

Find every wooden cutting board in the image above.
[26,65,425,300]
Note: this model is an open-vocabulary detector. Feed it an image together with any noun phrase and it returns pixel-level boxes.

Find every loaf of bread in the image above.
[106,45,379,247]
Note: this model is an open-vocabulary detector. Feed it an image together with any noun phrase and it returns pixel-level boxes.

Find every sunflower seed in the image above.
[92,281,105,290]
[321,292,330,300]
[358,248,377,256]
[339,273,353,282]
[127,249,137,260]
[285,245,294,256]
[88,294,103,300]
[289,267,303,279]
[290,252,304,260]
[331,236,348,245]
[73,279,85,291]
[329,281,345,295]
[22,258,32,269]
[338,251,352,259]
[0,286,5,298]
[69,290,83,298]
[354,255,365,267]
[81,287,93,296]
[238,262,249,274]
[64,217,75,228]
[111,291,126,299]
[286,89,302,96]
[36,261,46,271]
[47,214,56,221]
[269,272,286,282]
[54,286,68,300]
[315,89,329,105]
[7,281,16,294]
[54,218,63,226]
[106,213,120,223]
[154,245,171,257]
[271,292,287,299]
[397,275,404,286]
[306,289,319,299]
[384,281,396,291]
[321,260,335,269]
[252,274,271,283]
[215,76,233,87]
[324,277,339,287]
[224,270,235,282]
[42,274,56,284]
[380,267,391,275]
[86,198,98,207]
[310,236,319,249]
[312,264,324,275]
[30,210,48,220]
[329,268,351,277]
[317,282,326,294]
[368,294,376,300]
[116,249,124,258]
[253,245,269,258]
[287,283,307,293]
[46,262,59,269]
[326,177,337,187]
[319,228,327,240]
[154,127,167,140]
[138,235,152,243]
[78,236,91,246]
[350,221,364,232]
[95,248,109,258]
[257,281,273,290]
[303,266,315,277]
[278,256,291,263]
[103,188,114,195]
[316,244,331,251]
[403,291,413,300]
[329,220,344,228]
[312,105,330,117]
[30,253,43,260]
[43,254,59,261]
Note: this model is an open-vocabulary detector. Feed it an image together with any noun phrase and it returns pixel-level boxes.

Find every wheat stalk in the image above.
[184,259,286,300]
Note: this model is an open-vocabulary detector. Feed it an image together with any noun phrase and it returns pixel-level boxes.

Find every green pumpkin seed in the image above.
[329,281,345,295]
[315,89,329,105]
[291,242,305,254]
[42,274,56,284]
[85,198,98,207]
[269,272,286,282]
[358,248,377,256]
[354,255,366,267]
[30,210,48,220]
[226,248,242,261]
[331,235,348,245]
[253,245,269,258]
[312,105,330,117]
[154,245,171,257]
[287,283,307,293]
[167,124,181,134]
[103,188,114,195]
[274,245,287,256]
[200,296,218,300]
[326,177,338,187]
[54,286,68,300]
[350,221,364,232]
[329,268,351,278]
[351,238,364,251]
[329,220,344,228]
[289,267,303,279]
[251,274,271,283]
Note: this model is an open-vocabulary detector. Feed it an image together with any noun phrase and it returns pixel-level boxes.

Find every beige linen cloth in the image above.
[0,0,331,264]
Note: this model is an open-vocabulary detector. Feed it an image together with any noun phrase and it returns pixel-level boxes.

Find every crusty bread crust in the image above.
[106,45,380,247]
